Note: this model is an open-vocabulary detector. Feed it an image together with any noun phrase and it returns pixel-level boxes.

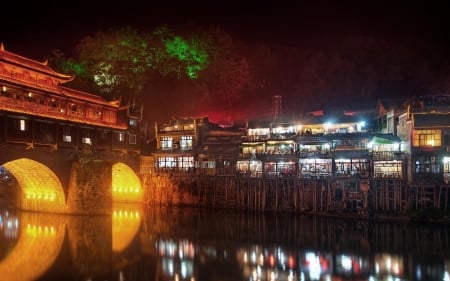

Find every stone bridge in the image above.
[0,143,143,214]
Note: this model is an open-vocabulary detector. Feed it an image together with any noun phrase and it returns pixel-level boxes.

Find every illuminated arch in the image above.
[3,158,67,212]
[112,203,142,252]
[112,162,143,202]
[0,212,66,281]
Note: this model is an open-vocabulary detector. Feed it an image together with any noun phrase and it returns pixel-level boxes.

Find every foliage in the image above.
[75,27,151,98]
[45,24,449,123]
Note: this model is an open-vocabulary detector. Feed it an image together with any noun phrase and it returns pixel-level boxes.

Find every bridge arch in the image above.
[3,158,67,213]
[112,162,143,203]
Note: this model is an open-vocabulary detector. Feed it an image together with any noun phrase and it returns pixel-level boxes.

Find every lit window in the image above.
[19,119,26,131]
[62,126,71,142]
[161,137,173,149]
[116,133,125,142]
[180,136,193,150]
[158,157,176,168]
[82,137,91,145]
[413,129,441,147]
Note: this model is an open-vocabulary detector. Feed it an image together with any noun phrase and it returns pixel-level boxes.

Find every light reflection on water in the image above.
[0,206,449,281]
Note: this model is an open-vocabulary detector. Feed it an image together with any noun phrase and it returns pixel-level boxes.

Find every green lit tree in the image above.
[47,49,97,93]
[75,26,152,99]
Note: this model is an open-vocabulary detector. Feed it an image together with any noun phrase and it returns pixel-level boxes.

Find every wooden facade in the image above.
[0,43,141,154]
[145,109,450,214]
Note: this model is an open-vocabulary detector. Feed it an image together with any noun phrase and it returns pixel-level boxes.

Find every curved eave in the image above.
[0,105,128,130]
[58,86,120,108]
[0,43,74,83]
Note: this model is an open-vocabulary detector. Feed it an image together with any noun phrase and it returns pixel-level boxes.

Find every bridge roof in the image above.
[0,43,120,109]
[0,43,74,83]
[58,86,121,108]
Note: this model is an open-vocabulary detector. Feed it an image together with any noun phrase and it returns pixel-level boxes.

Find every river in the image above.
[0,204,449,281]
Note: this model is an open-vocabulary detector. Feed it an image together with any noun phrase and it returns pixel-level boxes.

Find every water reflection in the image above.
[0,210,65,281]
[0,206,449,281]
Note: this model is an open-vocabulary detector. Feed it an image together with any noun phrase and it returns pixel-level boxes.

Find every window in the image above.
[80,128,93,145]
[180,136,193,150]
[178,156,194,169]
[443,132,450,146]
[161,137,173,150]
[415,155,440,174]
[129,134,137,144]
[62,126,71,142]
[413,129,441,147]
[97,130,110,145]
[157,157,176,168]
[335,159,368,175]
[82,137,92,145]
[19,119,26,131]
[99,131,109,141]
[129,119,137,127]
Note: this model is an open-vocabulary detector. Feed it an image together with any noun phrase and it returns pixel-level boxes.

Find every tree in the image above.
[75,26,151,99]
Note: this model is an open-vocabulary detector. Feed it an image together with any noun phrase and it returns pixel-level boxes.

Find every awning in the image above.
[371,136,397,144]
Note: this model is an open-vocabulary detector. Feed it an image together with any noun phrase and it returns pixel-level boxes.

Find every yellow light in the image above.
[112,204,142,252]
[3,158,66,212]
[112,162,143,202]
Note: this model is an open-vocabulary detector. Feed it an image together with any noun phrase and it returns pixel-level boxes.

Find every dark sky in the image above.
[2,0,450,60]
[2,0,450,123]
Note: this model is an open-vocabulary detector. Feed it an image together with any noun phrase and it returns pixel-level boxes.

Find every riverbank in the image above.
[143,173,450,223]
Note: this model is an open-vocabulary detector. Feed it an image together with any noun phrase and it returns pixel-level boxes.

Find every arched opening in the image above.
[2,158,67,212]
[112,162,143,202]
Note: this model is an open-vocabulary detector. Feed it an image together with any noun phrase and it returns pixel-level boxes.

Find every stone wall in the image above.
[143,173,198,206]
[66,160,112,215]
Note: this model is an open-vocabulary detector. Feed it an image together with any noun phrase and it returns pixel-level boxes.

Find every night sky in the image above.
[2,0,450,123]
[3,1,449,58]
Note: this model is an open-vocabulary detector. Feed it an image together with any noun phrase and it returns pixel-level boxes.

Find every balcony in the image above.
[298,151,331,159]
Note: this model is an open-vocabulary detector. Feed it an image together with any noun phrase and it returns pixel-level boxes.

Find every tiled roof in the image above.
[58,86,120,108]
[0,43,74,82]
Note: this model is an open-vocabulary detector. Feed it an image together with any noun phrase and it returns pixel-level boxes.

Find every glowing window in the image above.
[20,119,26,131]
[413,129,441,147]
[62,126,71,142]
[82,137,91,145]
[161,137,173,150]
[158,157,176,167]
[177,156,194,169]
[180,136,193,150]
